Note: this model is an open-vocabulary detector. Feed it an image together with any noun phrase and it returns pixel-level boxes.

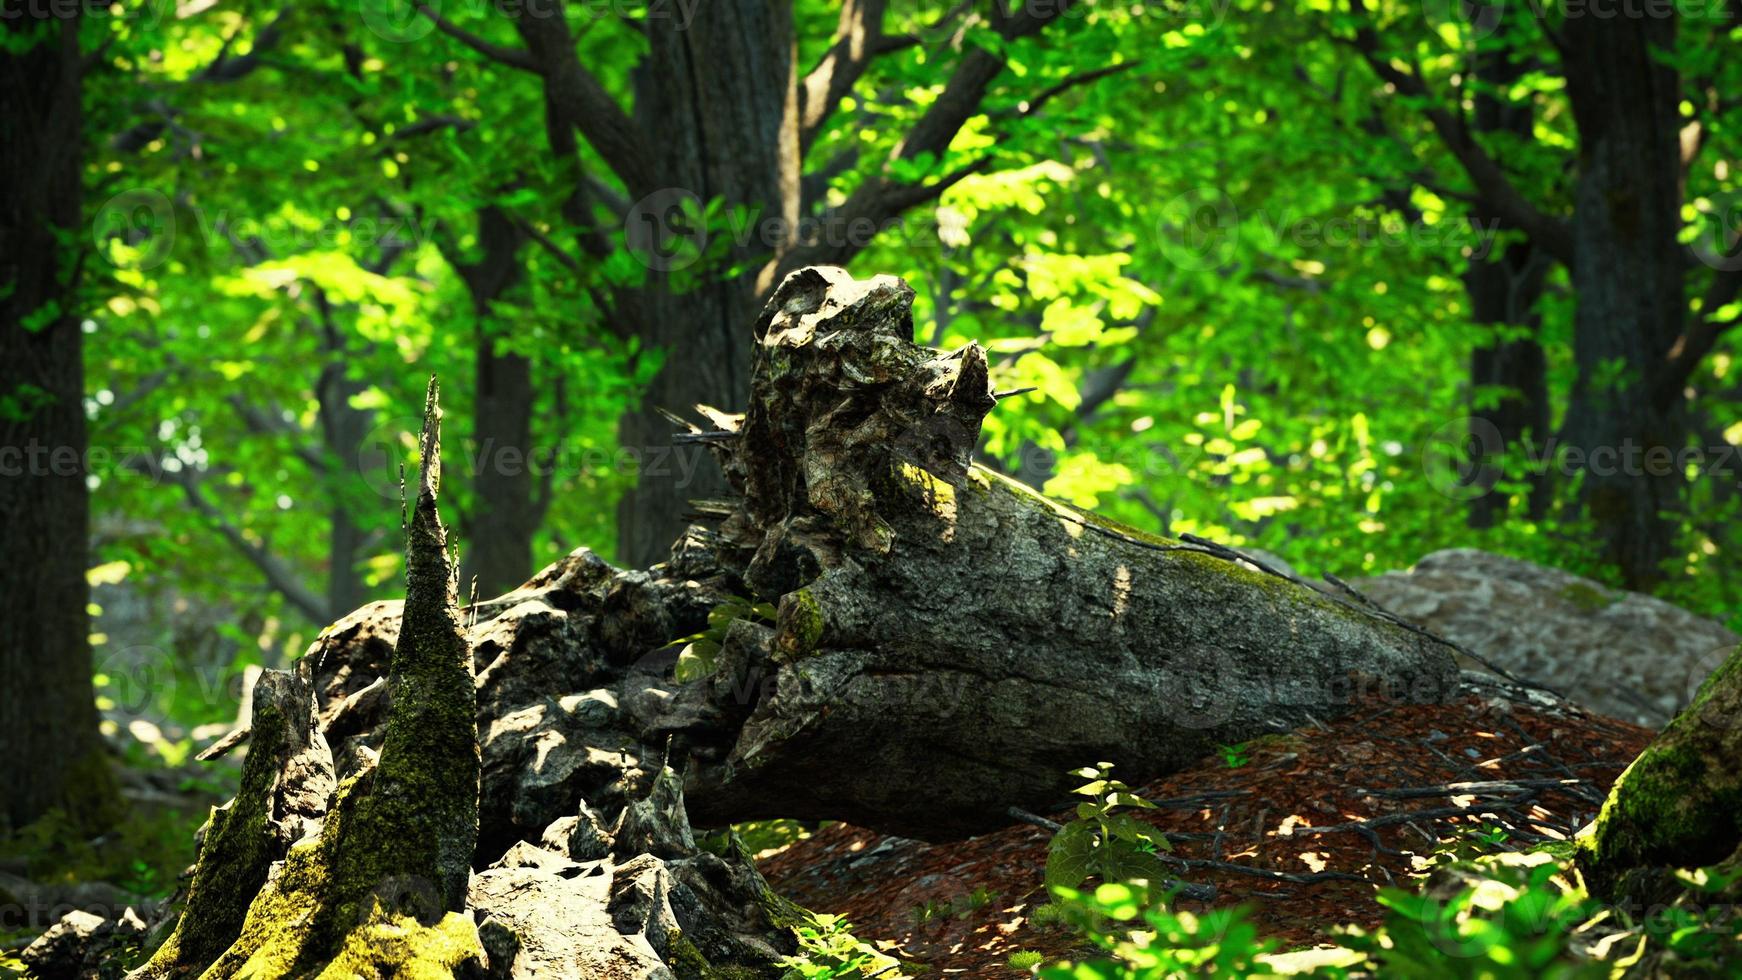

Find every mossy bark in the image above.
[1578,645,1742,903]
[136,671,333,978]
[134,380,484,979]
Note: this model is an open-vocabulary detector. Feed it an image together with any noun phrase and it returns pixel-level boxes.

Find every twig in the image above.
[1159,853,1366,884]
[1006,806,1064,833]
[1358,779,1585,800]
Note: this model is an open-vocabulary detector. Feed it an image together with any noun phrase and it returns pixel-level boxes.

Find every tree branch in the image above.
[1660,265,1742,404]
[800,0,918,157]
[508,2,655,193]
[417,4,539,73]
[777,1,1080,276]
[1342,0,1573,264]
[139,461,333,625]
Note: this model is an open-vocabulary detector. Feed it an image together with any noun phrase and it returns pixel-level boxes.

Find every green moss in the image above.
[774,589,826,662]
[140,685,296,977]
[146,388,483,979]
[314,905,482,980]
[1579,645,1742,900]
[668,933,768,980]
[1557,582,1616,612]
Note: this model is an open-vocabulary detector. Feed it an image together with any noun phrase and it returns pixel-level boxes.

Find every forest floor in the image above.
[759,689,1654,977]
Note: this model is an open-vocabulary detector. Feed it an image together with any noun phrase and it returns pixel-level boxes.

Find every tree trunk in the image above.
[139,381,484,979]
[0,8,123,834]
[615,0,799,568]
[315,299,372,620]
[1465,242,1551,527]
[1559,12,1687,589]
[1463,9,1551,528]
[111,268,1461,980]
[454,206,535,598]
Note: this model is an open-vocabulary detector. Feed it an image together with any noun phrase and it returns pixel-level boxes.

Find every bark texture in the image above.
[0,8,123,834]
[1558,12,1687,589]
[116,269,1460,978]
[137,382,486,978]
[1578,644,1742,904]
[1463,4,1550,529]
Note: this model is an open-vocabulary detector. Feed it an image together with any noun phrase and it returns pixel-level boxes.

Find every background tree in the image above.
[1,1,123,832]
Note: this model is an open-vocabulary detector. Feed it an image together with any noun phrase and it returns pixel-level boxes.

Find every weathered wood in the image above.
[674,266,1460,837]
[110,269,1464,979]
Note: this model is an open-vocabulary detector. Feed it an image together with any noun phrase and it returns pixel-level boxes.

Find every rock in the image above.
[21,907,148,980]
[1353,548,1737,727]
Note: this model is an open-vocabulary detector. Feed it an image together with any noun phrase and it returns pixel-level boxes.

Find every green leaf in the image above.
[1045,821,1096,893]
[673,637,721,683]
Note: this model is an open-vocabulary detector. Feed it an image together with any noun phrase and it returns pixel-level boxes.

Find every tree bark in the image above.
[0,6,123,834]
[1558,12,1687,589]
[453,206,535,599]
[139,381,485,979]
[116,268,1462,980]
[1463,8,1551,528]
[1465,242,1551,527]
[613,0,800,568]
[1578,644,1742,910]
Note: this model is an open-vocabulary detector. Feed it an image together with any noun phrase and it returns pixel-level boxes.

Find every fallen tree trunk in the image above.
[75,268,1461,979]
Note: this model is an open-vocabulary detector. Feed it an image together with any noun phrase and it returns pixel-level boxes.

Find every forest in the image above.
[4,0,1742,976]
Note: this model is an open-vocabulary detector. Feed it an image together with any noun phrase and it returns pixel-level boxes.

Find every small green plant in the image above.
[779,913,904,979]
[663,596,776,682]
[1045,763,1173,894]
[1038,882,1277,978]
[910,887,998,927]
[1334,856,1607,979]
[1216,743,1250,769]
[1006,949,1043,970]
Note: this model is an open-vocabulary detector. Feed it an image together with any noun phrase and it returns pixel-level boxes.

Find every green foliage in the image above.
[1216,744,1250,770]
[778,914,905,980]
[1037,882,1278,978]
[1037,849,1742,978]
[1045,764,1172,895]
[0,805,201,901]
[1334,857,1606,979]
[665,597,777,683]
[910,887,997,928]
